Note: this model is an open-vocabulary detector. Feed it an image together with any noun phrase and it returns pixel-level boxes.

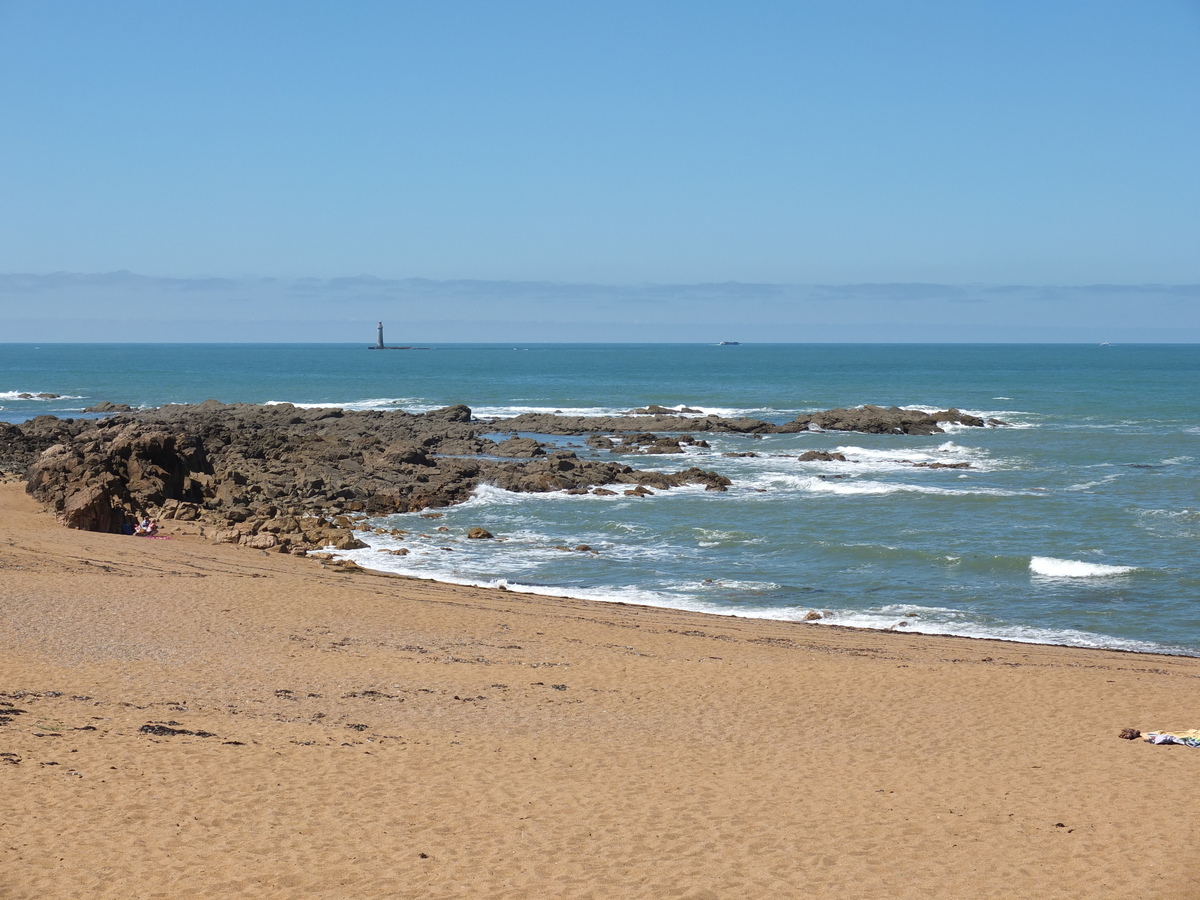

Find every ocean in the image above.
[3,342,1198,655]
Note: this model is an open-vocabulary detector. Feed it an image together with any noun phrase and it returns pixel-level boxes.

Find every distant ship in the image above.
[718,341,741,346]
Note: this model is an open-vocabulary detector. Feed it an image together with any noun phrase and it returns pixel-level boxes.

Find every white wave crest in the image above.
[1065,473,1121,492]
[475,404,656,417]
[323,540,1183,654]
[810,608,1174,653]
[744,473,1024,498]
[266,397,427,411]
[1029,556,1137,578]
[0,390,84,402]
[826,442,990,470]
[475,403,795,420]
[262,398,795,420]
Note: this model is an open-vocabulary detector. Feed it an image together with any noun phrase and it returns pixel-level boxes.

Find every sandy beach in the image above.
[1,480,1197,899]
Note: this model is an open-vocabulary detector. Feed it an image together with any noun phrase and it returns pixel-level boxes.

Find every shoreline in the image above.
[4,397,1186,656]
[3,479,1199,897]
[337,545,1200,659]
[330,513,1195,659]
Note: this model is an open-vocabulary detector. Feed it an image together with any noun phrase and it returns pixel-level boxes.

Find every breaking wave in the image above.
[1029,557,1137,578]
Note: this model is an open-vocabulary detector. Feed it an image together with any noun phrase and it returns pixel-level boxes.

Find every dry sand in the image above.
[1,481,1197,898]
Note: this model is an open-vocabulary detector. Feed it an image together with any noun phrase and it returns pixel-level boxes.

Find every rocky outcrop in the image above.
[8,403,733,546]
[487,405,1003,438]
[777,406,1005,436]
[489,436,546,458]
[3,399,1000,547]
[628,404,703,415]
[798,450,850,462]
[82,401,134,413]
[0,416,90,474]
[486,411,776,435]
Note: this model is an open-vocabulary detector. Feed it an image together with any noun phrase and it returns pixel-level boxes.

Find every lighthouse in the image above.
[368,321,415,350]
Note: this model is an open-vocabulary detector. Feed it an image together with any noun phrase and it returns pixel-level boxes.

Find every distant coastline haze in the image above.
[1,272,1197,342]
[0,2,1196,338]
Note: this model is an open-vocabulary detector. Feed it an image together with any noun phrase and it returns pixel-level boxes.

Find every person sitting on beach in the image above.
[134,516,157,537]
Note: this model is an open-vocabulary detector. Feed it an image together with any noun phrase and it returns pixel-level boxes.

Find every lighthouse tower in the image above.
[375,322,385,349]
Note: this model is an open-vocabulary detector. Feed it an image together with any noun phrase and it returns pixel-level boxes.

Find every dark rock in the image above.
[381,442,430,466]
[424,404,473,424]
[490,437,545,458]
[779,405,999,436]
[82,401,134,413]
[331,532,368,551]
[138,723,216,738]
[629,404,703,415]
[467,527,494,539]
[798,451,849,462]
[9,400,996,539]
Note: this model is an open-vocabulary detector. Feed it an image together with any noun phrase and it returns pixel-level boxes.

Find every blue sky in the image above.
[1,1,1198,340]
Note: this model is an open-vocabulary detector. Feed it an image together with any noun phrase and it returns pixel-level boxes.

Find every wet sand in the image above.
[1,481,1197,898]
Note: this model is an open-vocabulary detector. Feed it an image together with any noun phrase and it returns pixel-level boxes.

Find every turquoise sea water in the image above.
[3,342,1198,655]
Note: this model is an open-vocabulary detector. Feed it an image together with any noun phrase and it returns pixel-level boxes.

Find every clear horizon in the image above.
[2,270,1198,342]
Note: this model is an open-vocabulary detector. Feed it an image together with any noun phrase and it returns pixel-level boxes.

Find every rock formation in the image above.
[6,402,730,549]
[1,400,1001,550]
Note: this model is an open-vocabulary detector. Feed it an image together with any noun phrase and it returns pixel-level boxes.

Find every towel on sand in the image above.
[1144,730,1200,747]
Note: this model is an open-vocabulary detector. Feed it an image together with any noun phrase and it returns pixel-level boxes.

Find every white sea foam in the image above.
[808,608,1175,653]
[742,473,1026,498]
[822,441,994,471]
[0,390,85,402]
[474,403,800,420]
[266,397,429,412]
[1029,556,1137,578]
[1065,473,1121,492]
[448,481,713,511]
[325,538,1184,655]
[689,579,781,592]
[475,404,659,417]
[263,398,797,420]
[1134,508,1200,539]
